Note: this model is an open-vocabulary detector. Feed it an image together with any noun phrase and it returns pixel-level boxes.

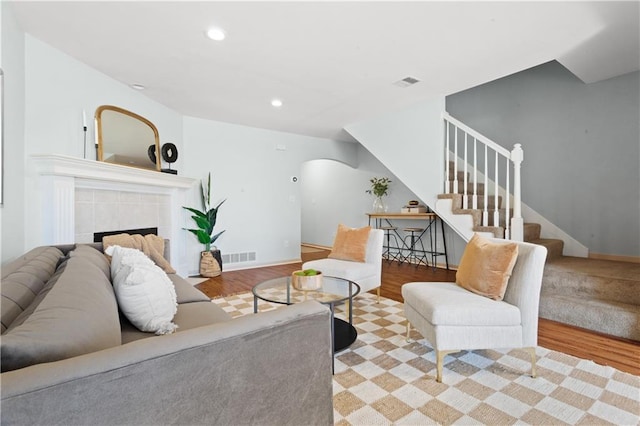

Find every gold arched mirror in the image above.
[95,105,161,171]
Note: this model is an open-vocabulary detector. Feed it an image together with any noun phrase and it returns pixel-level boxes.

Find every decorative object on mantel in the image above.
[183,173,226,277]
[366,176,391,213]
[148,142,179,175]
[82,109,88,159]
[95,105,161,171]
[160,143,178,175]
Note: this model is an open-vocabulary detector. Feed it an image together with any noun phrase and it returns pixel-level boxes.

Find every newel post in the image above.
[510,144,524,241]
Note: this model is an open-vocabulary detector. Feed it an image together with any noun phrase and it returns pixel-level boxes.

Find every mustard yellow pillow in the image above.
[456,233,518,301]
[328,224,371,263]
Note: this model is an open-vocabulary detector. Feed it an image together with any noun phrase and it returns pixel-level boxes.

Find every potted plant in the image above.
[366,177,391,213]
[291,268,323,291]
[183,173,226,277]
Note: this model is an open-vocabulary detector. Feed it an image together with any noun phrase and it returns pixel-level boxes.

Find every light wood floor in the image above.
[196,248,640,376]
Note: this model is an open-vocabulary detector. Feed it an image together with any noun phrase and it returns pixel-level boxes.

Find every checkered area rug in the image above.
[212,292,640,425]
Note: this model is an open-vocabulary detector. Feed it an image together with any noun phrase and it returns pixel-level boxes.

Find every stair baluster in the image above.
[453,127,459,194]
[463,133,468,209]
[483,144,489,227]
[505,154,511,240]
[445,121,450,194]
[493,151,500,228]
[472,136,478,210]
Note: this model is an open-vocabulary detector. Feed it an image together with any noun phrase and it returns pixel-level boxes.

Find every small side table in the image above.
[252,275,360,372]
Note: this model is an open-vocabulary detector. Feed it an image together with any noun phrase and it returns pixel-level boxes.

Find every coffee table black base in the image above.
[334,317,357,353]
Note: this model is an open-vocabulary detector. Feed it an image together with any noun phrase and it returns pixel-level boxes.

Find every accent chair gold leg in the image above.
[525,347,537,378]
[405,321,411,342]
[376,287,381,304]
[436,350,458,383]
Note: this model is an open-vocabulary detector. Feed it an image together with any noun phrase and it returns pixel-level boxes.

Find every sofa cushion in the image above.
[328,224,371,262]
[403,282,521,326]
[456,233,519,301]
[1,249,121,372]
[303,258,377,283]
[108,245,178,335]
[70,244,111,278]
[121,301,232,344]
[1,247,64,334]
[169,275,211,304]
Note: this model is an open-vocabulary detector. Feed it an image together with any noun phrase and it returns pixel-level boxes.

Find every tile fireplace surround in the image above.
[31,154,196,275]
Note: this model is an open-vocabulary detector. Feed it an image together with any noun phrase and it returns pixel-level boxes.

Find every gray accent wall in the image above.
[446,61,639,257]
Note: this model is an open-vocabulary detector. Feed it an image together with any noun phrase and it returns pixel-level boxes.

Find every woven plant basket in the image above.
[200,250,222,277]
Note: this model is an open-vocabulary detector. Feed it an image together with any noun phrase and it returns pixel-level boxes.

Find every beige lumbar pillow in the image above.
[456,233,519,301]
[103,233,175,274]
[328,224,371,263]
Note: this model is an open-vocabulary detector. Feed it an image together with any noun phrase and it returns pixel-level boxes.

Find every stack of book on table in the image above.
[401,200,428,214]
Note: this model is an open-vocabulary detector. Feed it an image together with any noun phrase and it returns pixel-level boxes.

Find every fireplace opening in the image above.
[93,227,158,243]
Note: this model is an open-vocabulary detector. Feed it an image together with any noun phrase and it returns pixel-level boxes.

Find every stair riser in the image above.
[542,241,564,260]
[457,209,514,227]
[447,170,470,181]
[461,195,502,210]
[524,223,541,241]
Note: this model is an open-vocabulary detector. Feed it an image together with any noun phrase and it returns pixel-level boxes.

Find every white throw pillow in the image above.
[106,245,178,335]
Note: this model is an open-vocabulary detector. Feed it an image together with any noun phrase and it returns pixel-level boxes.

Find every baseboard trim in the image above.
[301,243,331,250]
[589,252,640,264]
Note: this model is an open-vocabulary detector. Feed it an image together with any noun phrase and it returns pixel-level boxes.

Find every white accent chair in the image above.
[303,228,384,301]
[402,240,547,383]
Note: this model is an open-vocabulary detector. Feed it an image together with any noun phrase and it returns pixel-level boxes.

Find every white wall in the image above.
[345,97,468,265]
[301,147,424,248]
[1,18,364,273]
[21,35,185,254]
[181,116,358,274]
[1,2,26,263]
[2,8,463,269]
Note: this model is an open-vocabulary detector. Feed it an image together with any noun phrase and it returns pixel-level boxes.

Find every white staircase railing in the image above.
[443,112,524,241]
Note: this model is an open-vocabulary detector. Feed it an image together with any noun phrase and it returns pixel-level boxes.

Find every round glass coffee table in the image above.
[252,275,360,370]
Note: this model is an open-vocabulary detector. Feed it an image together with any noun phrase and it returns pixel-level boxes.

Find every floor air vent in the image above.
[222,252,256,264]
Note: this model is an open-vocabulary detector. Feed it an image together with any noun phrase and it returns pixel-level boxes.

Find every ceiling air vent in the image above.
[393,76,420,88]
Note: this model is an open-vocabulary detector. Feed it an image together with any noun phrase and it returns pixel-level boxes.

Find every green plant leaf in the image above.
[183,206,207,218]
[183,228,210,245]
[209,230,226,245]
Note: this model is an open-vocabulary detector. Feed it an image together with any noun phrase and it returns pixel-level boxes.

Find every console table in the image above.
[367,212,449,270]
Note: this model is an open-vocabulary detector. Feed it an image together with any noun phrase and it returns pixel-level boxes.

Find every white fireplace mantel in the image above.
[31,154,197,276]
[31,154,196,189]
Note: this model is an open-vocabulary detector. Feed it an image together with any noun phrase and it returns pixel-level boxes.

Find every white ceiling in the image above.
[10,1,640,142]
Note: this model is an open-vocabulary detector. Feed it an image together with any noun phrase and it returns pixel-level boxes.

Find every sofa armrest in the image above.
[1,301,334,426]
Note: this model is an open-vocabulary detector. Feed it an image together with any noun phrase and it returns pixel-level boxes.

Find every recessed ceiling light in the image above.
[271,99,283,108]
[130,83,145,90]
[206,27,226,41]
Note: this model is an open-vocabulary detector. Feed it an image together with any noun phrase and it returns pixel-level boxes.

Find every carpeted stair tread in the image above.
[545,256,640,281]
[541,256,640,340]
[529,238,563,260]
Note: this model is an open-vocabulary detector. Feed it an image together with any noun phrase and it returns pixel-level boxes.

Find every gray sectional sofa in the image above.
[1,243,334,425]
